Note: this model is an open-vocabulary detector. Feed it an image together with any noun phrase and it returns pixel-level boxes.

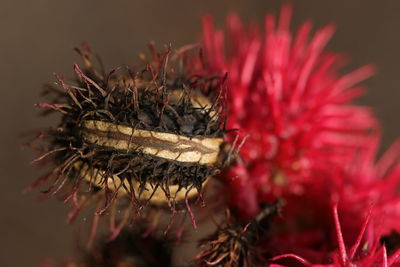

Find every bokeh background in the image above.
[2,0,400,266]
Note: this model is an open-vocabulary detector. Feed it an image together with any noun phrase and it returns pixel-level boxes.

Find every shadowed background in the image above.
[2,0,400,266]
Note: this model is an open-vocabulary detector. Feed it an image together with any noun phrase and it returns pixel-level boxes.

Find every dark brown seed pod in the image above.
[28,43,228,237]
[194,201,282,267]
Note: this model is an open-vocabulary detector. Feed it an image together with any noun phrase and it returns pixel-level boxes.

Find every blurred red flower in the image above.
[265,136,400,266]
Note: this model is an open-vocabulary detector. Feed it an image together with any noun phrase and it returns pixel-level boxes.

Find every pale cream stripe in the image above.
[81,120,223,165]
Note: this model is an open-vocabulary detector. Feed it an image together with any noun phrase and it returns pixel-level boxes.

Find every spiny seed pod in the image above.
[28,43,229,238]
[194,201,282,267]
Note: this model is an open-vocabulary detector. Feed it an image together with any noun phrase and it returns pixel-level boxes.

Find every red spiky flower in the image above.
[196,4,400,266]
[200,4,378,219]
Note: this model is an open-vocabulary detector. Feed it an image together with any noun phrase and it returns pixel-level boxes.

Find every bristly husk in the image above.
[194,201,282,267]
[28,43,228,240]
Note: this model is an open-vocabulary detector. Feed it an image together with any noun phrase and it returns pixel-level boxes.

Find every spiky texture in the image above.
[197,5,400,266]
[28,43,227,240]
[195,202,281,267]
[198,5,378,219]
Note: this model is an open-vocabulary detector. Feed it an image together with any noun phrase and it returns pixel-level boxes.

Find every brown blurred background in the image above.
[2,0,400,266]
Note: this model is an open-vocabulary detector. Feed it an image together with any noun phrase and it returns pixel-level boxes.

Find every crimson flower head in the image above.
[197,4,400,266]
[200,4,378,219]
